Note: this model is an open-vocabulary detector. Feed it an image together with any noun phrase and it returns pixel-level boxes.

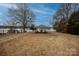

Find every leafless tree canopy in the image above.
[8,3,35,32]
[53,3,79,33]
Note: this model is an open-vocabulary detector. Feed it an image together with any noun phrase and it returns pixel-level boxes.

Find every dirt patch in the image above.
[0,32,79,56]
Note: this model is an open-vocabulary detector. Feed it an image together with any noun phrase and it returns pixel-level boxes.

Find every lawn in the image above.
[0,32,79,56]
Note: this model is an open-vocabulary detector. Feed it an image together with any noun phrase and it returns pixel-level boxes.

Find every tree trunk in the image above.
[23,25,26,32]
[23,27,25,32]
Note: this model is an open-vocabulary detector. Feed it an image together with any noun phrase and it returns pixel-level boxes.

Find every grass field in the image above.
[0,32,79,56]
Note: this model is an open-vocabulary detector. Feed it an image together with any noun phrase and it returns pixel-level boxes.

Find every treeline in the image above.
[53,3,79,35]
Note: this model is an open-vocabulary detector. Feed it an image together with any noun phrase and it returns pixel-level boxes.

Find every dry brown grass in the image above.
[0,32,79,56]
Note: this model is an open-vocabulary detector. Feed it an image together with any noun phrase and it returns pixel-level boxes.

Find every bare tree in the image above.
[53,3,79,32]
[8,3,35,32]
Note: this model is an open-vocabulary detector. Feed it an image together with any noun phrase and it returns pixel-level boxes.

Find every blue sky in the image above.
[0,3,60,26]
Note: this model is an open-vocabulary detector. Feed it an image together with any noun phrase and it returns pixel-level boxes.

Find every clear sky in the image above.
[0,3,60,26]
